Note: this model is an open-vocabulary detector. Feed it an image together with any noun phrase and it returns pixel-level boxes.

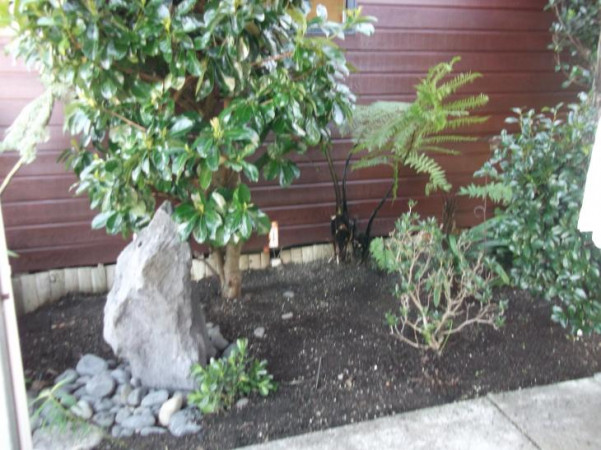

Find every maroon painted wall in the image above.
[0,0,576,273]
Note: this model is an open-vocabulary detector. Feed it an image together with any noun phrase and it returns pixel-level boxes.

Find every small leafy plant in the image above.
[189,338,276,413]
[460,98,601,334]
[29,380,99,437]
[30,380,75,429]
[370,203,507,354]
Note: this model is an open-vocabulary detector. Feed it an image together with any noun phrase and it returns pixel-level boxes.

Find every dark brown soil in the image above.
[19,261,601,449]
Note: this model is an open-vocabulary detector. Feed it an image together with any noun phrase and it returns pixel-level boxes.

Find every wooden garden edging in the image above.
[11,243,335,316]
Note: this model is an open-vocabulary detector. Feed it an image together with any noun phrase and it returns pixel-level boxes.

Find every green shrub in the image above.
[460,98,601,334]
[546,0,600,89]
[370,203,507,354]
[188,339,276,413]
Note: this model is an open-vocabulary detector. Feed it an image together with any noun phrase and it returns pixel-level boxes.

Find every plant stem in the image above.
[0,156,26,196]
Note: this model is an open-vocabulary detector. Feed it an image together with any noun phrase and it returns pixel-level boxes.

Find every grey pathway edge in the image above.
[240,374,601,450]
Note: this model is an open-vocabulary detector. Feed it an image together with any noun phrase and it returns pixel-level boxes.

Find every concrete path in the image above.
[240,374,601,450]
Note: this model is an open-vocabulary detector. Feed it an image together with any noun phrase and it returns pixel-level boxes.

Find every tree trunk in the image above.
[221,243,242,299]
[212,166,242,299]
[211,247,226,289]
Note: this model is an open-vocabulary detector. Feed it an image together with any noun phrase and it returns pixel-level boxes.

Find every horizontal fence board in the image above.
[343,30,552,52]
[2,198,95,227]
[9,239,126,273]
[348,72,571,96]
[347,51,556,73]
[0,74,46,101]
[360,1,546,10]
[6,221,117,250]
[1,176,77,203]
[357,92,579,113]
[364,5,552,31]
[0,150,69,177]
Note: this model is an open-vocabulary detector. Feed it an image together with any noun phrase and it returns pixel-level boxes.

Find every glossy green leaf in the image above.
[237,184,251,203]
[199,164,213,190]
[174,203,198,222]
[170,115,196,136]
[241,162,259,182]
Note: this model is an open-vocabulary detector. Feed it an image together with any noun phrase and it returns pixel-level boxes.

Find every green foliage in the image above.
[0,89,54,163]
[6,0,374,244]
[460,98,601,334]
[0,0,9,28]
[371,203,507,354]
[30,380,92,432]
[346,57,488,196]
[546,0,601,88]
[188,338,276,413]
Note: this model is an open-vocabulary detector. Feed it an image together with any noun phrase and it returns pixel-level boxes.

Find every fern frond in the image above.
[444,115,490,130]
[436,73,482,98]
[418,146,461,155]
[349,102,411,146]
[443,94,489,112]
[391,125,419,153]
[405,153,451,195]
[352,155,391,170]
[421,135,475,145]
[426,56,461,87]
[459,182,512,205]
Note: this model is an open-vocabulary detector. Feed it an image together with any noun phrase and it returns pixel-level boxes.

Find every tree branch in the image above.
[106,109,147,133]
[252,51,294,67]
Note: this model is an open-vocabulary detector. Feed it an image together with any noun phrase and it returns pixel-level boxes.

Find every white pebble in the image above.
[159,393,184,427]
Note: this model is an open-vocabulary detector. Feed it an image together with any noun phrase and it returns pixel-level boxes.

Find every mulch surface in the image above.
[19,261,601,449]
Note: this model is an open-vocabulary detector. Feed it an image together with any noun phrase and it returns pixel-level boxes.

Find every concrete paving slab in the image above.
[240,398,535,450]
[489,377,601,450]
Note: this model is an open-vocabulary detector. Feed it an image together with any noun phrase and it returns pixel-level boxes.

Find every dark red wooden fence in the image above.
[0,0,577,273]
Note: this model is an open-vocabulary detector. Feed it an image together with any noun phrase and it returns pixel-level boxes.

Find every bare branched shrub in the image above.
[370,203,507,354]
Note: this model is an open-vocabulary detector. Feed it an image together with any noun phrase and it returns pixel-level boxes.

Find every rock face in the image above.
[103,202,215,390]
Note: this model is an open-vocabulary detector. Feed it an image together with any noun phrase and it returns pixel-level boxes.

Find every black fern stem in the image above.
[358,182,394,261]
[324,144,341,214]
[341,151,353,216]
[330,152,355,262]
[365,182,394,242]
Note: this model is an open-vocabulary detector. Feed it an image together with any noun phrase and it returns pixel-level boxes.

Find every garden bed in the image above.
[19,261,601,449]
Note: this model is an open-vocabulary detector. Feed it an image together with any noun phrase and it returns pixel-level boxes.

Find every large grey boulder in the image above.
[104,202,215,390]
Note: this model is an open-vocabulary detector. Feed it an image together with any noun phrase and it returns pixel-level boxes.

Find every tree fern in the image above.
[346,57,489,197]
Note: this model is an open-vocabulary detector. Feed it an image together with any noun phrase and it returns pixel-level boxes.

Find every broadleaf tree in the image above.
[2,0,375,298]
